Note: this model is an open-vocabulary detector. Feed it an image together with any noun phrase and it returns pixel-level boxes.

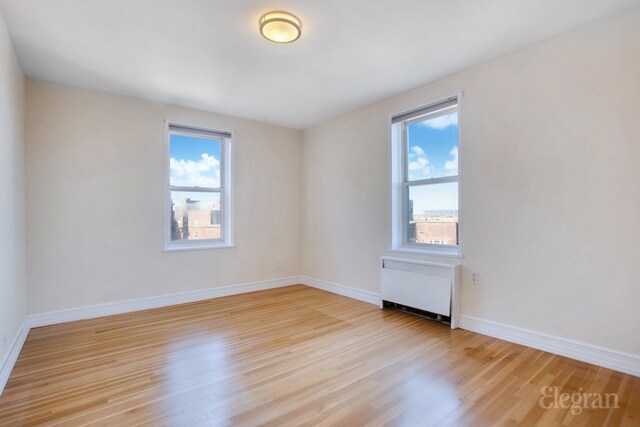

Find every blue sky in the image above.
[407,111,459,213]
[407,111,458,180]
[169,134,221,188]
[409,183,458,214]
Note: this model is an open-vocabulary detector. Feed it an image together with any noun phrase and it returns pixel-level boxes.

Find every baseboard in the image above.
[297,276,640,377]
[0,318,30,395]
[299,277,639,377]
[299,275,381,306]
[4,278,636,398]
[26,276,300,328]
[0,276,301,396]
[459,315,640,377]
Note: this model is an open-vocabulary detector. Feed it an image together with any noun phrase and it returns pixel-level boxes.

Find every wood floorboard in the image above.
[0,285,637,426]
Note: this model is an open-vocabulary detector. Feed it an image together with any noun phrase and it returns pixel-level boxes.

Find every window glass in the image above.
[406,111,458,181]
[406,179,458,245]
[169,134,221,188]
[170,191,222,241]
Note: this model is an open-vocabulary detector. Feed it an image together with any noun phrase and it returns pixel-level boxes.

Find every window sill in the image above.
[164,243,235,253]
[388,246,462,259]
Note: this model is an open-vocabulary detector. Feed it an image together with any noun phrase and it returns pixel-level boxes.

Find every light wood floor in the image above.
[0,285,638,426]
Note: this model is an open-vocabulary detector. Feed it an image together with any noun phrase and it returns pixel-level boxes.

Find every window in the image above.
[165,123,233,251]
[391,96,460,256]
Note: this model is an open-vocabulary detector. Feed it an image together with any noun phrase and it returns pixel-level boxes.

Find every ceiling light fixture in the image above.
[259,11,301,43]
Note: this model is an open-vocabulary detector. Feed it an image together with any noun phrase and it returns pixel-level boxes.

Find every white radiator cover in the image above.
[380,257,461,328]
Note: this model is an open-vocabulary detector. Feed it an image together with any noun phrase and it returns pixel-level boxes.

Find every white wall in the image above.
[301,9,640,355]
[26,80,302,313]
[0,14,26,363]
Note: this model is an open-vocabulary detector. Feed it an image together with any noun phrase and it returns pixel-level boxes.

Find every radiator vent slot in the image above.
[383,300,452,325]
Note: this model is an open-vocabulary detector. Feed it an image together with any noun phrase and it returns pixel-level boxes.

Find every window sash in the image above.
[404,176,458,187]
[402,181,459,248]
[170,185,222,192]
[169,188,224,244]
[402,108,459,183]
[168,128,225,191]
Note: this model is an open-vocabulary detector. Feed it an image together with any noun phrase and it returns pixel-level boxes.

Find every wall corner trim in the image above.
[299,275,382,306]
[0,318,30,396]
[459,315,640,378]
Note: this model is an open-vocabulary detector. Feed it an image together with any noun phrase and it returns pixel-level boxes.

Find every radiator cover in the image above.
[380,257,461,329]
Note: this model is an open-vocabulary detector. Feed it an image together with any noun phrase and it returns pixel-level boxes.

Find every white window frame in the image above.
[164,121,234,252]
[390,94,462,258]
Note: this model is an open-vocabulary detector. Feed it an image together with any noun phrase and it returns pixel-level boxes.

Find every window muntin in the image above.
[166,123,232,250]
[392,97,460,254]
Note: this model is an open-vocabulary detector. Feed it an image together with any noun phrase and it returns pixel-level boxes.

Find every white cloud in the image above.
[170,153,220,187]
[408,156,429,173]
[411,146,425,156]
[444,146,458,173]
[419,112,458,130]
[408,146,430,176]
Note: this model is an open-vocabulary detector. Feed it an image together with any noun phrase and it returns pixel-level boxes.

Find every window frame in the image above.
[163,121,234,252]
[390,94,462,258]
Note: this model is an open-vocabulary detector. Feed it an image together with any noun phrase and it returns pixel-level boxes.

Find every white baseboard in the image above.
[4,276,376,397]
[459,315,640,377]
[299,275,381,306]
[26,276,300,328]
[0,276,301,396]
[3,277,637,398]
[297,278,637,377]
[0,318,30,395]
[299,277,640,377]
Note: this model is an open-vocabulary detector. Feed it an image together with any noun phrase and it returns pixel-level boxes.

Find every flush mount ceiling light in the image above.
[259,11,301,43]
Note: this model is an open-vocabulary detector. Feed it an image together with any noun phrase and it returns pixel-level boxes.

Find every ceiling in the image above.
[0,0,638,129]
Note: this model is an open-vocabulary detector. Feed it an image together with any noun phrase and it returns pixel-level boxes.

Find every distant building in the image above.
[408,198,458,245]
[211,209,221,225]
[184,210,221,239]
[171,197,221,241]
[415,221,457,245]
[407,198,417,242]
